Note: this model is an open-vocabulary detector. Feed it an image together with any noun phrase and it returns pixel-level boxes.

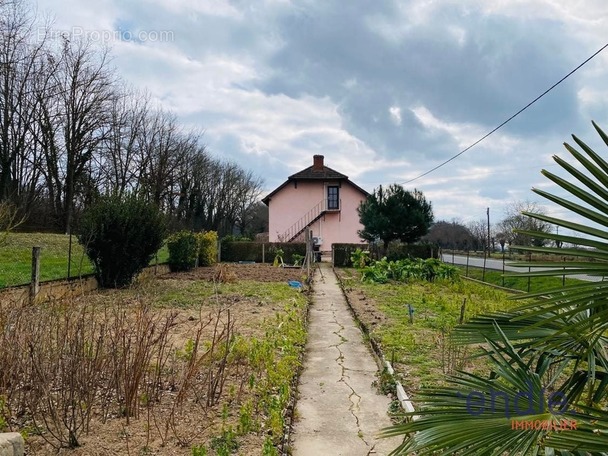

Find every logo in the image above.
[456,381,576,430]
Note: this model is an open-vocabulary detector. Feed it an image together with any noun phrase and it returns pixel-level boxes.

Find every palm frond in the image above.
[382,324,608,455]
[384,123,608,455]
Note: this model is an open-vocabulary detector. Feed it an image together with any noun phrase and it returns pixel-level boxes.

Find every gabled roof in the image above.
[288,164,348,180]
[262,156,369,205]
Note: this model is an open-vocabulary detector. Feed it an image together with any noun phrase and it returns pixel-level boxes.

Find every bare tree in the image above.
[0,4,266,235]
[237,201,268,238]
[174,145,211,229]
[467,220,488,251]
[0,0,48,210]
[498,200,552,247]
[34,37,115,231]
[100,87,150,197]
[0,200,21,245]
[136,108,197,210]
[199,161,264,235]
[424,219,474,250]
[172,150,264,235]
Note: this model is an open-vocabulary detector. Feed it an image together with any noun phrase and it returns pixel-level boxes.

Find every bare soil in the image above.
[4,264,309,456]
[334,269,389,332]
[163,263,308,283]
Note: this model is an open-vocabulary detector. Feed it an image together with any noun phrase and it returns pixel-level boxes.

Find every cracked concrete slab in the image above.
[291,263,403,455]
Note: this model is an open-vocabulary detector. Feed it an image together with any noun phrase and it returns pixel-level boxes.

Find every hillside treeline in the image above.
[0,0,264,235]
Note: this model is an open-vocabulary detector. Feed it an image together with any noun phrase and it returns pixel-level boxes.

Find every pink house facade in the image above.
[262,155,369,250]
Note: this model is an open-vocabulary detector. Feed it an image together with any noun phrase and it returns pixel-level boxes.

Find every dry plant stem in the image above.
[207,308,233,407]
[25,300,108,448]
[162,309,208,445]
[0,299,25,423]
[0,266,299,454]
[108,300,175,424]
[163,305,235,447]
[0,295,178,449]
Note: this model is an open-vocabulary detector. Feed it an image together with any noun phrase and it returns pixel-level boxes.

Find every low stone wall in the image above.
[0,433,23,456]
[0,264,172,305]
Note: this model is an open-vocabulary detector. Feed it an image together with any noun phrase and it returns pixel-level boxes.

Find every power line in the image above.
[364,162,562,188]
[401,42,608,185]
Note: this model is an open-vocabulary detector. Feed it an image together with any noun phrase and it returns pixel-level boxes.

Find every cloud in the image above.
[35,0,608,225]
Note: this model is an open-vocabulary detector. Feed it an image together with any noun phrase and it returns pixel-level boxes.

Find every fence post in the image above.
[30,246,41,304]
[306,230,312,278]
[528,252,532,293]
[502,250,505,287]
[262,243,265,264]
[459,298,466,324]
[67,232,72,279]
[482,247,487,282]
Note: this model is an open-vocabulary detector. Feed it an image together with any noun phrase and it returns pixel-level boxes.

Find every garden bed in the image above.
[0,263,309,455]
[335,268,523,394]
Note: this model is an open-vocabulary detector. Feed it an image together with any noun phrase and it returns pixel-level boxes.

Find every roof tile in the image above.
[288,165,348,180]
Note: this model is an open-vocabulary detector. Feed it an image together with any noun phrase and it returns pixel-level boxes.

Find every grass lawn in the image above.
[336,269,525,394]
[0,232,169,288]
[459,265,586,293]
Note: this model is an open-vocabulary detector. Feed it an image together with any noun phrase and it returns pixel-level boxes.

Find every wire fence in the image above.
[0,233,169,289]
[441,249,578,293]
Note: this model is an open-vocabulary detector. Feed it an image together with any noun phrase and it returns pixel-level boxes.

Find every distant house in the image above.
[262,155,369,250]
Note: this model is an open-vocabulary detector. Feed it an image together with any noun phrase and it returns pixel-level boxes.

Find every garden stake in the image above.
[459,298,466,325]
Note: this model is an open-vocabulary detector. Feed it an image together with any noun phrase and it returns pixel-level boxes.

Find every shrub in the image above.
[167,230,198,272]
[360,257,459,283]
[78,195,166,288]
[350,248,371,268]
[333,243,370,267]
[197,231,218,266]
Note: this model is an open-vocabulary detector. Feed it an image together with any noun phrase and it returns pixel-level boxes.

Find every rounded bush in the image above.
[78,195,167,288]
[197,231,218,266]
[167,230,198,271]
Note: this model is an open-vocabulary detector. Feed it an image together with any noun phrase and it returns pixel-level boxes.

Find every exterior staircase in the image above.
[281,199,328,242]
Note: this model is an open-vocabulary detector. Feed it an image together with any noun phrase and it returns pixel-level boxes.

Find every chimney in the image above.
[313,155,324,171]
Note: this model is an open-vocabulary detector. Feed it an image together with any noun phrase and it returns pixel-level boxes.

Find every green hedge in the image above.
[382,243,438,261]
[333,242,438,267]
[220,241,306,264]
[332,243,370,267]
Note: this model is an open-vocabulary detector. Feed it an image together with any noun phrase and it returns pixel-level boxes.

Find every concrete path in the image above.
[291,263,402,455]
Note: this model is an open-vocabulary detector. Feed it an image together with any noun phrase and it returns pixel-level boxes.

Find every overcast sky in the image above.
[35,0,608,227]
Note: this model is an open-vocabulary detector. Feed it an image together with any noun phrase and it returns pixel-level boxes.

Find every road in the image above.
[441,254,604,282]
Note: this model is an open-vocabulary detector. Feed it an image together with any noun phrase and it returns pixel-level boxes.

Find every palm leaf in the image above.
[382,324,608,455]
[384,123,608,455]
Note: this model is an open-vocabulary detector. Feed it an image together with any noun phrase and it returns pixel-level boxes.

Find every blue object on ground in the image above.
[288,280,303,289]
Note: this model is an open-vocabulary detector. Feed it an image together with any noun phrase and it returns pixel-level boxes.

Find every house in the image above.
[262,155,369,250]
